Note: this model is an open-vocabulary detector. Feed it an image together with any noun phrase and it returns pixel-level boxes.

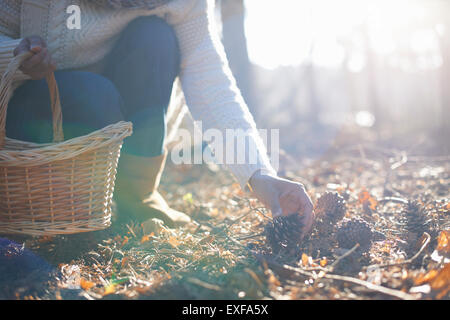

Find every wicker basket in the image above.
[0,52,133,236]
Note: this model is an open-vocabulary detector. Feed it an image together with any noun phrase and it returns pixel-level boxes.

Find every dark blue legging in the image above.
[6,16,180,157]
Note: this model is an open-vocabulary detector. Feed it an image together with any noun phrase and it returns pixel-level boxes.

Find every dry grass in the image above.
[1,126,449,300]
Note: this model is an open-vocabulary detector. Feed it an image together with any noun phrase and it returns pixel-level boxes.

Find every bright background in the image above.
[217,0,449,163]
[245,0,443,70]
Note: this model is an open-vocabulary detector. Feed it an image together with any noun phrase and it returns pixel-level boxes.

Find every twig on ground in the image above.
[207,202,269,240]
[232,232,418,300]
[252,207,272,221]
[126,224,137,238]
[378,197,409,204]
[328,244,360,271]
[390,152,408,170]
[319,273,417,300]
[235,194,272,221]
[186,277,221,291]
[229,208,256,226]
[363,232,431,270]
[236,232,265,241]
[252,253,417,300]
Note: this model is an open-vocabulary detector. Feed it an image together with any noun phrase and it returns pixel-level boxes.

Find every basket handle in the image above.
[0,51,64,148]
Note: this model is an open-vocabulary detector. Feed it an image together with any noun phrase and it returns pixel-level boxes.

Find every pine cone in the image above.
[336,217,374,251]
[403,200,432,236]
[316,192,347,221]
[265,214,304,254]
[314,192,347,235]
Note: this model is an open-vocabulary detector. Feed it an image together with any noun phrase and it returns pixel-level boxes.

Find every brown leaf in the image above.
[121,257,129,268]
[414,269,438,285]
[103,284,116,296]
[437,231,450,253]
[121,236,129,247]
[140,232,155,244]
[168,236,181,248]
[430,264,450,291]
[301,253,309,267]
[436,285,450,299]
[414,263,450,299]
[268,273,281,287]
[358,189,378,210]
[80,278,95,290]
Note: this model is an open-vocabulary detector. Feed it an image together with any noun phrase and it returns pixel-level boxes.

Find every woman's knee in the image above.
[121,16,180,74]
[106,16,180,118]
[56,71,124,129]
[6,71,124,143]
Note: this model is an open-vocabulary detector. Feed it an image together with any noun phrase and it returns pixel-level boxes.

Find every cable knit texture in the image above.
[0,0,277,187]
[90,0,173,9]
[0,0,20,38]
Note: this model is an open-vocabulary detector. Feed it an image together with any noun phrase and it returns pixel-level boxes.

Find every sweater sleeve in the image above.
[169,0,277,188]
[0,34,29,83]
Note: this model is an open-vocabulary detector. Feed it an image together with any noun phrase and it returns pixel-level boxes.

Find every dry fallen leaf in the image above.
[80,278,95,290]
[268,273,281,287]
[437,231,449,253]
[358,190,378,210]
[429,264,450,291]
[121,236,129,247]
[168,236,181,248]
[436,286,450,299]
[414,269,438,285]
[103,284,116,296]
[121,257,129,268]
[320,257,328,267]
[141,233,155,244]
[413,263,450,299]
[302,253,309,267]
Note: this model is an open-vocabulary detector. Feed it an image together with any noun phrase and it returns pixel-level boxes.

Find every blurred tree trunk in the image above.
[362,21,381,130]
[341,45,357,115]
[438,27,450,152]
[305,41,322,124]
[219,0,256,118]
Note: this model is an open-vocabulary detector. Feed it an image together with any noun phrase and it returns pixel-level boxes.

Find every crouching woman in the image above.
[0,0,313,238]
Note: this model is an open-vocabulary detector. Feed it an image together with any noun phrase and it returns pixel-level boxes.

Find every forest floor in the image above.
[1,125,449,300]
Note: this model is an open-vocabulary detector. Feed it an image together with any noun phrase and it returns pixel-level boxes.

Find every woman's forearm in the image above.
[171,0,277,188]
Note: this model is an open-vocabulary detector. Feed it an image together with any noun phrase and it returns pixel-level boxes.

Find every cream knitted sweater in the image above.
[0,0,276,188]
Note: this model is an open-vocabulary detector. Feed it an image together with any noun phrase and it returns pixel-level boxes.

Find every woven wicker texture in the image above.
[0,52,133,236]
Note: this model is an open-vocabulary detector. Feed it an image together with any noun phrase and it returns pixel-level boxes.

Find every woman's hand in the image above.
[249,170,314,239]
[14,35,56,80]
